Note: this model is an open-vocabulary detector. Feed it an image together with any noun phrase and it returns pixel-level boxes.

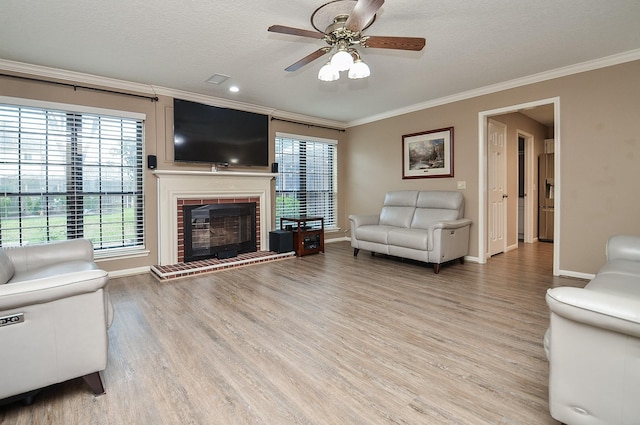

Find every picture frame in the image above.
[402,127,454,179]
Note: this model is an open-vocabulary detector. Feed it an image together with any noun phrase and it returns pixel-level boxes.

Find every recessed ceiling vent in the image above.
[206,74,230,85]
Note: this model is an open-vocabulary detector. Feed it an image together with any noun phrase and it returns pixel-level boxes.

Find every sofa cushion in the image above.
[9,260,100,284]
[410,191,464,229]
[416,191,464,213]
[597,259,640,278]
[388,228,430,250]
[585,273,640,296]
[379,206,415,228]
[383,190,419,207]
[354,225,395,244]
[411,208,460,230]
[0,250,15,284]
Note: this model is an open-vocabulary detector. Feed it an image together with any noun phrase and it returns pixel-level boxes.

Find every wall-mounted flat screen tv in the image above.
[173,98,269,166]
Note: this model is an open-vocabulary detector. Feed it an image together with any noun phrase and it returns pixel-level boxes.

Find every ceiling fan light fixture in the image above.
[348,50,370,79]
[318,61,340,81]
[331,50,353,71]
[330,41,354,71]
[348,59,370,79]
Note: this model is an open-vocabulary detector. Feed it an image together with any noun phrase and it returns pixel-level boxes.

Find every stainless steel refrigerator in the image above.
[539,153,554,242]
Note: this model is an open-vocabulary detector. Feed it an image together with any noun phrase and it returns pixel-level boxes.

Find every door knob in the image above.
[502,194,508,198]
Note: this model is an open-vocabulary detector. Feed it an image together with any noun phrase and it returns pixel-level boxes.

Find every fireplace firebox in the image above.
[183,202,257,262]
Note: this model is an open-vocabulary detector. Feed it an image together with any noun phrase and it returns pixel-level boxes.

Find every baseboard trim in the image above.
[108,266,150,278]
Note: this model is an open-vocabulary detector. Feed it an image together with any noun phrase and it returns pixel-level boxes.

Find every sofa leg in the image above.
[353,248,359,257]
[0,389,40,407]
[459,257,465,265]
[434,263,441,274]
[83,372,105,395]
[20,389,45,405]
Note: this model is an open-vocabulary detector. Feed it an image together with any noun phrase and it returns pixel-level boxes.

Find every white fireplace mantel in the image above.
[154,170,277,265]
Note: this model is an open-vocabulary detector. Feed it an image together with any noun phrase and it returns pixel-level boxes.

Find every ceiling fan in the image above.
[268,0,426,81]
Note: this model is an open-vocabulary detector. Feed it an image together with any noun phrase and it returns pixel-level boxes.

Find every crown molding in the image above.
[347,48,640,127]
[152,86,346,129]
[0,59,156,95]
[3,48,639,131]
[0,59,345,129]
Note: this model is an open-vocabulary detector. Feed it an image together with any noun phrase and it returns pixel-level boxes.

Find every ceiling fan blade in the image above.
[345,0,385,32]
[363,36,426,51]
[285,48,330,72]
[268,25,325,39]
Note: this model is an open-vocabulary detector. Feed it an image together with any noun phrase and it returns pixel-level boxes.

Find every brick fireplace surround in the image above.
[176,196,260,263]
[151,170,294,280]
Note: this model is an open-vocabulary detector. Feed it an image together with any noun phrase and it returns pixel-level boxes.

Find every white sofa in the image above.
[349,190,472,273]
[0,239,112,404]
[545,235,640,425]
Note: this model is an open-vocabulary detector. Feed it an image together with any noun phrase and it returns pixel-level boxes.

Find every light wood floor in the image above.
[0,241,586,425]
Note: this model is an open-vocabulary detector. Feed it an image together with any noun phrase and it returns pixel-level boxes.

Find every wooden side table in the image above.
[280,216,324,256]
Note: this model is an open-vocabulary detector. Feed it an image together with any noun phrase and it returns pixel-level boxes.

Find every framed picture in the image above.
[402,127,454,179]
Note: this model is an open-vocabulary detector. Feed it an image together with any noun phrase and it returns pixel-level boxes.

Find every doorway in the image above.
[517,131,535,244]
[478,97,560,275]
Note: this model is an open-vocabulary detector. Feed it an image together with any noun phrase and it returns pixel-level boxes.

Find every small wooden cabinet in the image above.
[280,216,324,257]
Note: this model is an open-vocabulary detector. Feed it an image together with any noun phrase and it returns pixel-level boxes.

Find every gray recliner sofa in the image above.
[0,238,112,404]
[349,190,472,273]
[544,235,640,425]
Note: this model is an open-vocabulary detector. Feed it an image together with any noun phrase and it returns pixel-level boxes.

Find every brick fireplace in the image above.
[153,170,276,266]
[177,197,260,263]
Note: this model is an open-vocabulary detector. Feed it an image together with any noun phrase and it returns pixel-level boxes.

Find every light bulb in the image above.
[330,50,354,72]
[318,62,339,81]
[348,60,371,79]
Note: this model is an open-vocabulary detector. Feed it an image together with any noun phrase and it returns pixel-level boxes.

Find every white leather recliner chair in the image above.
[545,235,640,425]
[0,239,112,404]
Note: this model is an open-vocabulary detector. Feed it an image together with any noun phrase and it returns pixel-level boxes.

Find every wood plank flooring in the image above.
[0,241,587,425]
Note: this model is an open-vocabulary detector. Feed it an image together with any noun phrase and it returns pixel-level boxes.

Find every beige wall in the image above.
[2,59,639,274]
[342,59,640,274]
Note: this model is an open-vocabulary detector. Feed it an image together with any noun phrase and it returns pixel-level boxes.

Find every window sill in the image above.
[94,247,150,262]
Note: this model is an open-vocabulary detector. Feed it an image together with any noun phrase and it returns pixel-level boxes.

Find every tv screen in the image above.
[173,99,269,166]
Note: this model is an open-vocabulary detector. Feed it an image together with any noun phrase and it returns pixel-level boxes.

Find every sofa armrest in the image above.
[546,286,640,338]
[430,218,472,230]
[4,239,94,273]
[0,269,109,311]
[349,214,380,228]
[606,235,640,263]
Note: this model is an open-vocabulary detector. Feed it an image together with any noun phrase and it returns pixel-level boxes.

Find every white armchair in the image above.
[0,239,112,404]
[545,235,640,425]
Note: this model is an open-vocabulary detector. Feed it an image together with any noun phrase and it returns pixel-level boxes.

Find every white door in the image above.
[488,119,507,256]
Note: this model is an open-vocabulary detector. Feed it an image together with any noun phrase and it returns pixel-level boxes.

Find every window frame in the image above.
[274,132,338,231]
[0,96,147,257]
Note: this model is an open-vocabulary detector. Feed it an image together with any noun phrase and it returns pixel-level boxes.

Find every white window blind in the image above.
[0,103,145,252]
[275,133,337,229]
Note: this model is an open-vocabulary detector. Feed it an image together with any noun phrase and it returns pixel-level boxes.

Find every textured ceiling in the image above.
[1,0,639,126]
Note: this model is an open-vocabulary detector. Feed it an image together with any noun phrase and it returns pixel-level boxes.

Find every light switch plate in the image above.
[457,181,466,189]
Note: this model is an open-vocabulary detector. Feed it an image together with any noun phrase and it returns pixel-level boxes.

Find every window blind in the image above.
[0,103,144,252]
[275,133,337,230]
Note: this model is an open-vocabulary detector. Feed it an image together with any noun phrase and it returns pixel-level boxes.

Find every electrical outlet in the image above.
[457,181,466,189]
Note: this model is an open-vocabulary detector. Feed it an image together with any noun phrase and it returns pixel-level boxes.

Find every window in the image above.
[275,133,337,230]
[0,100,145,254]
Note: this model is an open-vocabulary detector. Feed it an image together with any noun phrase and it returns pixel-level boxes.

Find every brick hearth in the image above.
[150,250,294,281]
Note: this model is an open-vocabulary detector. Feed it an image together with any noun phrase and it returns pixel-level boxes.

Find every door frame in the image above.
[478,97,561,275]
[517,130,536,244]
